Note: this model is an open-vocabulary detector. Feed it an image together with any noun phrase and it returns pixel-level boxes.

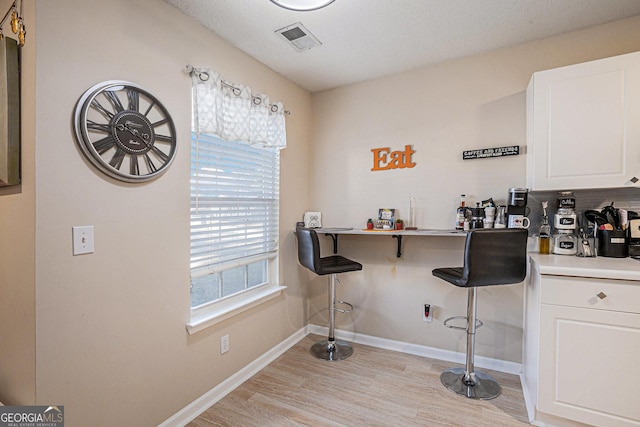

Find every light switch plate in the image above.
[72,226,94,255]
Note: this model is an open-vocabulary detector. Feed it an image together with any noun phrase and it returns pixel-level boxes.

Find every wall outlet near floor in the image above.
[220,334,229,354]
[423,304,433,322]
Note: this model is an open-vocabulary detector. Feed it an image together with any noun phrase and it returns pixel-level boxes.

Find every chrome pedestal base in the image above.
[311,273,354,361]
[440,367,501,400]
[310,339,353,361]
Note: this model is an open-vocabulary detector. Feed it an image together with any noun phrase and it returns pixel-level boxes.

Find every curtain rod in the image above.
[186,65,291,116]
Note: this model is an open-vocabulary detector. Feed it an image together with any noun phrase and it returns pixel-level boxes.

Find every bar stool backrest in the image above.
[296,228,322,274]
[461,228,528,287]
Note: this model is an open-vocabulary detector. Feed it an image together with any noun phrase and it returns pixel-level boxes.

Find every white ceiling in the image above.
[164,0,640,93]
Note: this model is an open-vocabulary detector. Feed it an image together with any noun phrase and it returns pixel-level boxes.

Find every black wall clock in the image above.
[73,80,177,183]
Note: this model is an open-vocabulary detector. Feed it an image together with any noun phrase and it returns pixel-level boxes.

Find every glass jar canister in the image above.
[554,207,577,230]
[553,230,577,255]
[557,191,576,209]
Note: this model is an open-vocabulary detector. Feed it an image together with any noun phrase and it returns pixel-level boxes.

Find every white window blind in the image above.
[188,67,286,312]
[190,132,280,277]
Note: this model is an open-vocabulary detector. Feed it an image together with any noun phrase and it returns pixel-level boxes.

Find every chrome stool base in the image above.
[310,339,353,361]
[440,367,501,400]
[311,273,354,361]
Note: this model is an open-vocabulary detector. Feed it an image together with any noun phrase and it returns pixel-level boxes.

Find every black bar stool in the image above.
[432,228,528,399]
[296,227,362,361]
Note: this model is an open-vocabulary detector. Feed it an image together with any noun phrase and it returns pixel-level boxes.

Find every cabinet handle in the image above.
[597,291,607,300]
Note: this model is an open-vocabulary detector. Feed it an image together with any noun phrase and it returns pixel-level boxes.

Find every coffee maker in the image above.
[507,188,529,228]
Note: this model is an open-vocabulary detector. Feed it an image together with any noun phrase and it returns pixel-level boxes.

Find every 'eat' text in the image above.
[371,145,416,171]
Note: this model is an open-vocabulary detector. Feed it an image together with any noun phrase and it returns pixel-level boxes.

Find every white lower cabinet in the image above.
[525,271,640,426]
[539,304,640,426]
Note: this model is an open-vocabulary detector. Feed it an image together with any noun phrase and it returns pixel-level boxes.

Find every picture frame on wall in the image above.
[0,37,20,188]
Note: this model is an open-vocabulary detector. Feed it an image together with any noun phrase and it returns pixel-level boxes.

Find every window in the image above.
[186,67,287,333]
[190,133,279,308]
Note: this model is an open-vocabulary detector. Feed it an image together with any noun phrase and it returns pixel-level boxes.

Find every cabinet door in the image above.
[527,51,640,190]
[538,304,640,426]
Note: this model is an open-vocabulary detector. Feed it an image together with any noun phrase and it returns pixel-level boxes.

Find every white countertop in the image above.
[314,227,467,237]
[530,253,640,281]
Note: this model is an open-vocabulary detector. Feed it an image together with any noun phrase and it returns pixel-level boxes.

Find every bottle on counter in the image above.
[455,194,466,230]
[538,201,551,254]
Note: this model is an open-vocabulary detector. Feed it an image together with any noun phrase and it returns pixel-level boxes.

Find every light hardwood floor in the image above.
[188,335,530,426]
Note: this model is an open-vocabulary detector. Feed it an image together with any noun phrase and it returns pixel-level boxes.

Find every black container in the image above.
[469,205,485,229]
[597,229,628,258]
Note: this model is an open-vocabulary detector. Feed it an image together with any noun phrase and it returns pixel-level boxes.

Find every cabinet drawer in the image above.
[540,275,640,314]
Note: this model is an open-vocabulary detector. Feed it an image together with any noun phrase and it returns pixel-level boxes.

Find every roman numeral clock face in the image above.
[73,80,177,183]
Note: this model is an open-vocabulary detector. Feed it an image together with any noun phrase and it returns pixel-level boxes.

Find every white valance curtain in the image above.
[190,67,287,148]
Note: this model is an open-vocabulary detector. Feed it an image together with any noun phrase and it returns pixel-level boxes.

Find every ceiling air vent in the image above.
[275,22,322,51]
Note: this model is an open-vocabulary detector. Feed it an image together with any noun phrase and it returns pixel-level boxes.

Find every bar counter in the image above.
[312,227,467,257]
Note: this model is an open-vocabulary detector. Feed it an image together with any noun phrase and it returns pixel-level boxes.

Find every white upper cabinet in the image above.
[526,51,640,190]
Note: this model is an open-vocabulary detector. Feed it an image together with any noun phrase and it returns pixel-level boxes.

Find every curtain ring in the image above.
[252,96,262,106]
[187,65,210,82]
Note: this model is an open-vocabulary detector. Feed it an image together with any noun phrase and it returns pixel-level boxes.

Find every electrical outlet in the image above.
[423,304,433,322]
[220,334,229,354]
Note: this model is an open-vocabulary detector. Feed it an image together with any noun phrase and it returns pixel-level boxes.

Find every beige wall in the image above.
[3,0,640,424]
[308,16,640,363]
[0,0,36,405]
[28,0,310,425]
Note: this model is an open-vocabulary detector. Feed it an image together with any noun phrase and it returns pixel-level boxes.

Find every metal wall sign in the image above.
[371,145,416,171]
[463,145,519,160]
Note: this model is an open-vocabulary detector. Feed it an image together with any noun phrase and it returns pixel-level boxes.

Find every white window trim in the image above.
[186,285,287,335]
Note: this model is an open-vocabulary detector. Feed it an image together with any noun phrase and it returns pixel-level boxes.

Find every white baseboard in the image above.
[158,327,308,427]
[520,372,536,423]
[160,324,522,426]
[307,324,522,375]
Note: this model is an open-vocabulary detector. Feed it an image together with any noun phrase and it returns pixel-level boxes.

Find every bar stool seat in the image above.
[432,228,528,400]
[296,227,362,361]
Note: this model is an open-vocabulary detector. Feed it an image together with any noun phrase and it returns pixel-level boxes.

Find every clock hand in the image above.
[116,123,152,147]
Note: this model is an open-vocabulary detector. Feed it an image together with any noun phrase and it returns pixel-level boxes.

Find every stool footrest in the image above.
[443,315,483,330]
[334,300,353,314]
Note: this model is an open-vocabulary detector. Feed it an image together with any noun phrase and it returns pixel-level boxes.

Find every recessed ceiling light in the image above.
[269,0,335,11]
